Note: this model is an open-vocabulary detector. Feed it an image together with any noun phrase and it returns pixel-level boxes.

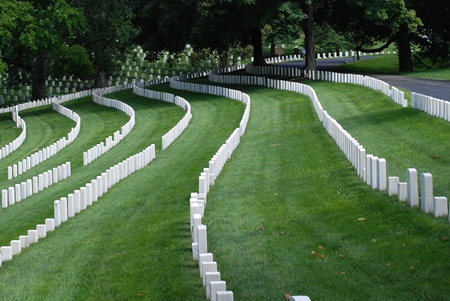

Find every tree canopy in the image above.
[1,0,450,98]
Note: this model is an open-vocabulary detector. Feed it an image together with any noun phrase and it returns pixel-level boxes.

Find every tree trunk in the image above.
[251,27,266,66]
[270,39,276,57]
[397,23,413,72]
[219,50,229,68]
[94,71,106,88]
[302,1,316,71]
[31,52,47,100]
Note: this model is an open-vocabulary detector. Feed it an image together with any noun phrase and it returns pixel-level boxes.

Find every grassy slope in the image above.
[336,54,450,80]
[0,87,245,300]
[204,84,449,300]
[306,81,450,196]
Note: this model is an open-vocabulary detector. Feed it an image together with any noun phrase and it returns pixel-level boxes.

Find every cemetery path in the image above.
[280,59,450,101]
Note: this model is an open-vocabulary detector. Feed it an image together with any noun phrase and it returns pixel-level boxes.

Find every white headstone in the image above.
[407,168,418,207]
[210,281,226,301]
[433,197,448,218]
[420,173,433,213]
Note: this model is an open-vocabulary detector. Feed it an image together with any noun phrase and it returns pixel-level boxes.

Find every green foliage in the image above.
[51,44,95,80]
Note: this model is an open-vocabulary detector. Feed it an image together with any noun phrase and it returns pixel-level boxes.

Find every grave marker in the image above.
[420,173,433,213]
[407,168,418,207]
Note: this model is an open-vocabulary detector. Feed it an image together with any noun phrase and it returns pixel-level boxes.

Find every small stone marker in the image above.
[216,291,234,301]
[388,177,399,195]
[433,197,448,218]
[398,182,407,202]
[210,281,226,301]
[205,272,221,298]
[420,173,433,213]
[407,168,419,207]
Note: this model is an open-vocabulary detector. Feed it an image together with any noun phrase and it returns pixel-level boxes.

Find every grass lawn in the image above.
[0,86,245,300]
[202,83,449,300]
[0,76,448,301]
[306,81,450,197]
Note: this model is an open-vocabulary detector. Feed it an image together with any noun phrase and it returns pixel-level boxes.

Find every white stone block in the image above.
[32,176,39,194]
[377,158,386,190]
[388,177,399,196]
[407,168,419,207]
[80,187,87,210]
[68,193,75,218]
[192,242,199,260]
[10,240,21,256]
[2,189,8,208]
[433,197,448,218]
[1,246,12,261]
[205,272,221,297]
[74,190,81,214]
[210,281,226,301]
[199,253,213,276]
[370,156,378,189]
[60,197,68,222]
[37,224,46,238]
[8,187,15,205]
[216,291,234,301]
[420,173,433,213]
[398,182,407,202]
[28,230,38,244]
[45,218,55,232]
[19,235,29,249]
[197,225,207,255]
[25,180,32,198]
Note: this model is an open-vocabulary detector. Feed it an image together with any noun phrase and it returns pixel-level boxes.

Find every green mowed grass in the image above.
[0,113,22,148]
[203,84,449,300]
[0,86,245,300]
[306,81,450,197]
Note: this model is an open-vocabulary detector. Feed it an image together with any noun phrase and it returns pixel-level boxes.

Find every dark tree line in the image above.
[1,0,449,100]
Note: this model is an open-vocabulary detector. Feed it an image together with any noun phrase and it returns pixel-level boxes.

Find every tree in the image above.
[409,0,450,66]
[134,0,282,66]
[323,0,421,71]
[70,0,139,88]
[264,2,305,57]
[300,0,318,71]
[1,0,88,99]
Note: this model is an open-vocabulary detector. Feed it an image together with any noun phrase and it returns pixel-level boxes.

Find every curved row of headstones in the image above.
[209,68,449,223]
[6,98,81,179]
[1,162,71,210]
[133,79,192,150]
[167,72,255,301]
[0,78,194,270]
[84,86,136,165]
[0,144,156,265]
[411,92,450,121]
[245,64,407,107]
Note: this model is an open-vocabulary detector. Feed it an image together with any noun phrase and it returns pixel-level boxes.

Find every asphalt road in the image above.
[279,58,450,101]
